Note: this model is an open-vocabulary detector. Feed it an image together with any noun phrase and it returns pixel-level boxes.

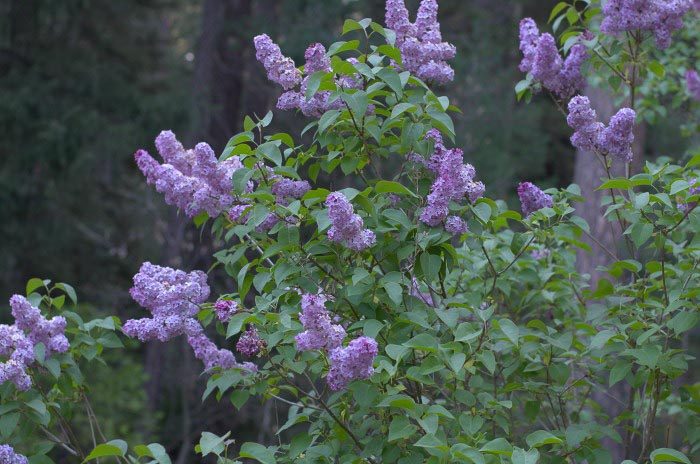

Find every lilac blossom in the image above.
[517,182,553,217]
[272,179,311,201]
[418,130,484,227]
[10,295,69,356]
[214,299,239,322]
[0,445,28,464]
[254,34,302,89]
[295,293,346,352]
[678,178,700,213]
[236,326,266,357]
[326,192,376,251]
[566,95,636,162]
[445,216,468,235]
[123,263,252,372]
[601,0,693,49]
[518,18,588,99]
[531,248,551,260]
[0,325,34,391]
[135,131,246,218]
[686,70,700,101]
[326,336,378,391]
[385,0,456,84]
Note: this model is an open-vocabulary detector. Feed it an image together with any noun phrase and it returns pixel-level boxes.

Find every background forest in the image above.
[0,1,697,462]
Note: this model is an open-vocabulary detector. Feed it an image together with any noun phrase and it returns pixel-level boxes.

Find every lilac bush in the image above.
[1,1,699,463]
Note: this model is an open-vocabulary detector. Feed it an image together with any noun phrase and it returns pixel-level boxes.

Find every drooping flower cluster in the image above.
[236,326,266,357]
[0,296,69,391]
[0,445,28,464]
[531,248,551,260]
[566,95,636,162]
[326,192,376,251]
[687,70,700,101]
[418,129,484,227]
[385,0,456,84]
[518,18,588,99]
[601,0,694,49]
[517,182,553,217]
[253,34,302,90]
[295,293,346,352]
[122,263,252,372]
[135,131,245,218]
[326,336,379,391]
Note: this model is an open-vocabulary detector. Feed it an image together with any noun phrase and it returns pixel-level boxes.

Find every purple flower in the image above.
[326,336,378,391]
[601,0,693,49]
[598,108,636,163]
[236,326,266,357]
[214,299,238,322]
[272,179,311,201]
[295,293,346,352]
[531,248,551,260]
[677,178,700,212]
[518,18,588,99]
[254,34,302,90]
[385,0,456,84]
[123,263,251,373]
[10,295,69,356]
[686,70,700,101]
[0,445,28,464]
[418,130,483,226]
[445,216,468,235]
[304,43,331,74]
[0,325,34,391]
[566,95,636,162]
[135,131,245,218]
[326,193,376,251]
[517,182,553,217]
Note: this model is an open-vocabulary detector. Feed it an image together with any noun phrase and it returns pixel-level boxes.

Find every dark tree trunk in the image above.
[573,85,646,462]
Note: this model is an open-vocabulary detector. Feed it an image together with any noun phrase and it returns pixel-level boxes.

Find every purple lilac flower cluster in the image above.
[214,299,239,322]
[135,131,245,218]
[294,293,377,390]
[295,293,346,351]
[531,248,551,260]
[0,296,69,391]
[566,95,636,162]
[236,326,266,357]
[326,336,378,391]
[385,0,456,84]
[517,182,553,217]
[418,129,484,227]
[122,263,253,372]
[254,37,363,117]
[678,178,700,213]
[687,70,700,101]
[601,0,694,49]
[326,192,376,251]
[445,216,468,235]
[0,445,28,464]
[518,18,588,99]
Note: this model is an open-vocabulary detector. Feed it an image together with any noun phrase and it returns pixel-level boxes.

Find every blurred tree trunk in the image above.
[573,85,646,462]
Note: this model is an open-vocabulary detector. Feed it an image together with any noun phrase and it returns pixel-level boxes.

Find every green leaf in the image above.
[375,180,418,198]
[548,2,569,22]
[388,416,417,442]
[479,438,512,455]
[240,443,276,464]
[383,282,403,305]
[419,253,441,282]
[609,362,632,387]
[650,448,691,464]
[526,430,563,448]
[343,90,369,119]
[414,434,446,449]
[670,180,689,195]
[473,202,491,224]
[200,432,226,456]
[342,19,363,34]
[56,282,78,304]
[499,319,519,347]
[148,444,172,464]
[83,441,127,462]
[629,222,653,248]
[427,111,455,139]
[511,447,539,464]
[26,278,45,295]
[597,178,632,190]
[391,102,416,119]
[648,61,665,78]
[478,350,496,375]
